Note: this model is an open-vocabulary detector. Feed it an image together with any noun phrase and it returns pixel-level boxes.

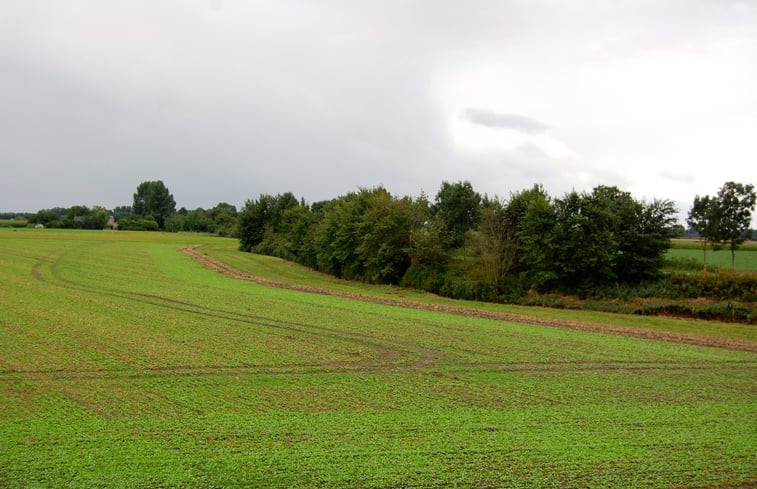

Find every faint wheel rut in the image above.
[182,245,757,353]
[24,250,437,376]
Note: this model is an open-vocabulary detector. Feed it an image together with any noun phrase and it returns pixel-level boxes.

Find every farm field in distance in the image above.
[668,238,757,271]
[1,228,755,488]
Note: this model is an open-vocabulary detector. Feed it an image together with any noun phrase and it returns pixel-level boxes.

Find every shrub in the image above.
[663,256,708,272]
[668,271,757,302]
[118,216,159,231]
[400,265,444,294]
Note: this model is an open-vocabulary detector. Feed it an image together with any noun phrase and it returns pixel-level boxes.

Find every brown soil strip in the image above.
[182,245,757,353]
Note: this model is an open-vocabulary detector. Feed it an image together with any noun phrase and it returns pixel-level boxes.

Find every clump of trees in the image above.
[24,181,240,235]
[237,181,681,300]
[166,203,239,236]
[127,182,239,235]
[28,205,110,229]
[131,180,176,229]
[687,182,756,271]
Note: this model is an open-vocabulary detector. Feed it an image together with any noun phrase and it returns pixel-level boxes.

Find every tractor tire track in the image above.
[37,251,436,375]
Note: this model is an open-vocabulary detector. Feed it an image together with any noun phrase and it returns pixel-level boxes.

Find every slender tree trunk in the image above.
[702,239,708,272]
[731,244,736,271]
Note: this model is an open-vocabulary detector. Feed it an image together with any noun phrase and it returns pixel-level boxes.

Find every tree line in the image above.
[236,180,754,301]
[237,183,670,300]
[19,178,754,301]
[25,181,239,236]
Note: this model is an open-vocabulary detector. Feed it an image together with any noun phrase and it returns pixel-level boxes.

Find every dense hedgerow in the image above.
[668,271,757,301]
[117,216,159,231]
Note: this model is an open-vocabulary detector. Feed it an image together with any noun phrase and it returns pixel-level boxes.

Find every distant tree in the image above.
[312,191,370,279]
[118,216,159,231]
[273,205,315,260]
[517,189,557,291]
[517,186,675,294]
[357,189,413,284]
[209,203,238,237]
[208,202,237,219]
[434,181,481,248]
[90,206,110,229]
[715,181,756,270]
[132,181,176,229]
[408,217,449,270]
[238,193,299,252]
[669,223,686,238]
[551,189,619,291]
[617,198,677,282]
[28,209,60,226]
[112,206,132,221]
[239,196,273,251]
[687,195,720,271]
[166,208,215,233]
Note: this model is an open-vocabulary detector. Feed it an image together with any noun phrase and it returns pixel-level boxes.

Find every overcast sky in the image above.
[1,0,756,225]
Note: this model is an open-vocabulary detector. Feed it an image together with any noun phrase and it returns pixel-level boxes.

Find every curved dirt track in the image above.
[182,246,757,353]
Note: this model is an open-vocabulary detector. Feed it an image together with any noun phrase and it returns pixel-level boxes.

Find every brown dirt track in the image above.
[182,246,757,353]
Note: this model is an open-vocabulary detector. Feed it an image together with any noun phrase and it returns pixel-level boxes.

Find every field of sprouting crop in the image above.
[1,229,755,488]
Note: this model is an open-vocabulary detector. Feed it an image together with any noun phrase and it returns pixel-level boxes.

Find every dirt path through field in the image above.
[182,246,757,353]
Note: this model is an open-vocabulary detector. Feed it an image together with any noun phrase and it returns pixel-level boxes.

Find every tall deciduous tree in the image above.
[715,181,756,270]
[132,180,176,229]
[434,181,481,248]
[357,188,413,284]
[687,195,720,271]
[238,193,299,252]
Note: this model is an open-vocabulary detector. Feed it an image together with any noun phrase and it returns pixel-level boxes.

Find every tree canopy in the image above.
[133,180,176,229]
[687,182,756,270]
[235,182,681,300]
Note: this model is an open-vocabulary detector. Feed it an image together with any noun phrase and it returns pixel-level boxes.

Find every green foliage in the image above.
[434,180,481,246]
[165,208,214,233]
[687,182,756,270]
[118,215,159,231]
[233,182,693,301]
[716,181,756,269]
[28,208,61,226]
[516,187,558,291]
[27,206,109,229]
[668,270,757,302]
[111,205,132,220]
[357,189,413,283]
[0,219,29,228]
[517,186,676,294]
[312,190,371,279]
[687,194,720,251]
[132,180,176,229]
[238,192,299,251]
[663,255,704,272]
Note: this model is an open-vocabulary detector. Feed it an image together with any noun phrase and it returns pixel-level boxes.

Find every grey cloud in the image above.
[464,108,549,134]
[0,1,755,215]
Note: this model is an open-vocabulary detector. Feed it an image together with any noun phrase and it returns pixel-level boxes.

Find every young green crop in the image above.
[1,228,755,488]
[667,246,757,271]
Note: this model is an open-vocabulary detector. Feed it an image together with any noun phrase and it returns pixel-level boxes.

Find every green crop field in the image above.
[668,239,757,271]
[1,229,756,488]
